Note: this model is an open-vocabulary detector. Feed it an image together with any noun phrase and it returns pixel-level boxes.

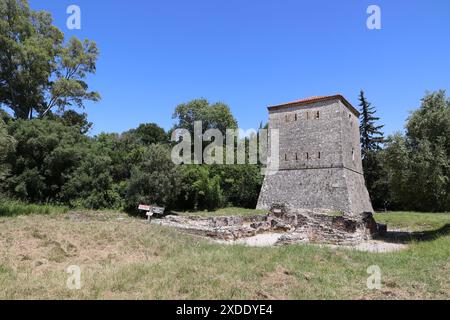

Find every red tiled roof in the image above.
[268,94,359,116]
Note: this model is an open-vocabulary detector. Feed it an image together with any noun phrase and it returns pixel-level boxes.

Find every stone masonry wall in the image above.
[269,100,343,170]
[258,168,345,214]
[257,97,374,216]
[343,169,374,215]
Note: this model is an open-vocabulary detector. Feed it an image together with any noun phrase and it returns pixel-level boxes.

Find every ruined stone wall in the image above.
[153,209,379,245]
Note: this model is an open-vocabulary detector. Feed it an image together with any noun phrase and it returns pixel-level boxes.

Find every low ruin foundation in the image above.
[152,205,382,246]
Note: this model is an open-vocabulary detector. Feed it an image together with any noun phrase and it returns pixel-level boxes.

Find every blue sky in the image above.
[30,0,450,136]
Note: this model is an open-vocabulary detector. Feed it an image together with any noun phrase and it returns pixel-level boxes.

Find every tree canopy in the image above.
[0,118,15,181]
[0,0,99,119]
[172,98,238,133]
[382,90,450,211]
[124,123,169,146]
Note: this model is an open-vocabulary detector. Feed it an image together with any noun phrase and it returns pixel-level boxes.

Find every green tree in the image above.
[5,119,87,202]
[359,90,384,155]
[407,90,450,155]
[405,91,450,211]
[0,118,15,181]
[41,37,100,117]
[60,127,161,210]
[124,144,182,213]
[0,0,99,119]
[95,132,143,182]
[124,123,168,146]
[383,91,450,212]
[46,110,93,134]
[358,90,387,209]
[172,99,238,134]
[210,164,262,208]
[177,165,224,211]
[171,98,264,210]
[0,108,12,123]
[381,133,410,209]
[61,149,123,210]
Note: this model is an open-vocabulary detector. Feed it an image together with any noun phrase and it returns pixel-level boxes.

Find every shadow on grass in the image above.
[377,224,450,244]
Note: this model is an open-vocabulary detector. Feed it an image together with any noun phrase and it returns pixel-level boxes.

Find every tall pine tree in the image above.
[358,90,387,210]
[359,90,384,156]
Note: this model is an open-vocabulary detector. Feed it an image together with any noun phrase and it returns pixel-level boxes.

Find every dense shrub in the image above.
[176,165,225,211]
[1,117,178,211]
[175,164,262,211]
[124,144,182,213]
[0,118,15,182]
[209,165,262,208]
[61,152,123,210]
[5,119,88,203]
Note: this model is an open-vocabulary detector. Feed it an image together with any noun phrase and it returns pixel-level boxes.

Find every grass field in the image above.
[0,201,69,217]
[0,206,449,300]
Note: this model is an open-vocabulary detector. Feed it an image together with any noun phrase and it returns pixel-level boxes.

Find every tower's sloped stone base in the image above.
[257,167,374,217]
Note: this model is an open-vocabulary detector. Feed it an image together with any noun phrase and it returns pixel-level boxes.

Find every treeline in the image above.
[361,90,450,212]
[1,91,449,213]
[0,100,263,213]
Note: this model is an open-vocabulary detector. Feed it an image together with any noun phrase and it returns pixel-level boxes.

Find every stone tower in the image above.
[257,95,374,217]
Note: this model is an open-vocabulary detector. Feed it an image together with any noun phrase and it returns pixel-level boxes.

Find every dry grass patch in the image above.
[0,210,449,299]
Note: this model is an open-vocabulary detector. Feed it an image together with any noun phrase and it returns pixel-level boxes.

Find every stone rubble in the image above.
[151,205,384,246]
